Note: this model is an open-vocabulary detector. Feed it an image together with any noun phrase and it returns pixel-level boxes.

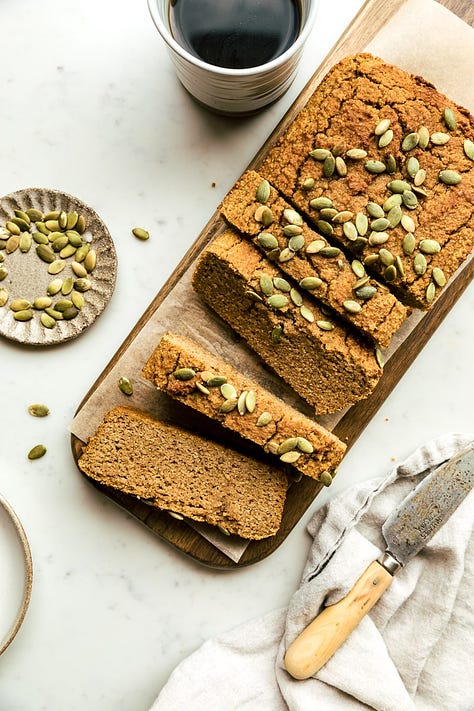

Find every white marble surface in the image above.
[0,0,473,708]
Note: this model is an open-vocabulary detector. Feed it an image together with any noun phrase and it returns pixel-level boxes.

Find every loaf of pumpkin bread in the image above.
[192,229,383,414]
[259,53,474,309]
[142,332,346,482]
[219,169,408,347]
[78,406,288,540]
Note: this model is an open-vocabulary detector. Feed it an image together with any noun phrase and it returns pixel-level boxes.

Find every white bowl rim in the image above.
[147,0,319,77]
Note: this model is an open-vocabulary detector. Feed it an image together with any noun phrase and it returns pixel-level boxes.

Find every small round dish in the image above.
[0,494,33,656]
[0,187,117,346]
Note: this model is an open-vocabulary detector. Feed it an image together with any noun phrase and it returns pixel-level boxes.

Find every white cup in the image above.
[147,0,318,115]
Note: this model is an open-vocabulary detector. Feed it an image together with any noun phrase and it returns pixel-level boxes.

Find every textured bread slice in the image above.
[259,53,474,309]
[220,169,408,348]
[192,229,382,414]
[78,406,288,540]
[142,332,346,482]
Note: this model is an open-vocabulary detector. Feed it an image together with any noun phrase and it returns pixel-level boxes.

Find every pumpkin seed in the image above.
[395,255,405,278]
[371,217,390,231]
[196,381,210,395]
[322,154,336,178]
[366,202,385,219]
[0,287,8,306]
[273,277,291,292]
[378,129,393,148]
[44,211,60,221]
[48,260,66,275]
[6,235,20,253]
[418,126,430,149]
[271,325,283,343]
[52,235,69,251]
[384,264,397,281]
[310,196,333,210]
[278,247,294,262]
[33,296,52,309]
[385,154,397,174]
[346,148,367,159]
[401,132,419,151]
[33,232,49,245]
[439,170,461,185]
[66,212,79,230]
[283,208,303,226]
[387,205,403,228]
[10,299,31,312]
[28,444,46,460]
[414,169,426,186]
[45,307,64,320]
[74,277,91,292]
[334,211,355,225]
[432,267,446,287]
[464,139,474,160]
[431,132,450,145]
[11,216,30,231]
[374,118,391,135]
[319,246,341,258]
[118,376,133,395]
[76,215,87,234]
[365,160,386,174]
[335,156,347,177]
[40,312,56,329]
[290,288,302,306]
[355,285,377,300]
[47,279,63,295]
[5,221,20,236]
[402,233,416,255]
[413,253,427,275]
[259,274,274,296]
[256,179,271,203]
[19,232,32,252]
[351,260,365,278]
[332,142,346,157]
[300,305,314,322]
[299,276,323,290]
[71,261,88,277]
[173,367,196,381]
[419,239,441,254]
[67,230,83,247]
[237,391,248,415]
[26,208,43,222]
[368,231,389,246]
[379,248,394,266]
[320,471,333,487]
[245,390,256,413]
[45,220,60,231]
[71,291,85,309]
[309,148,331,161]
[297,436,314,454]
[61,277,74,295]
[306,239,326,254]
[221,382,237,400]
[387,180,411,193]
[375,347,385,368]
[288,234,305,252]
[316,220,333,237]
[280,450,301,464]
[355,212,368,236]
[383,194,402,212]
[36,243,56,263]
[442,107,456,131]
[13,309,33,321]
[316,320,335,331]
[302,177,315,191]
[0,267,8,281]
[132,227,149,241]
[256,411,273,427]
[220,398,237,413]
[364,254,380,267]
[343,221,358,241]
[245,289,263,302]
[343,299,362,314]
[401,214,416,233]
[407,156,420,177]
[27,403,50,418]
[207,375,227,387]
[402,190,418,210]
[426,282,436,303]
[54,299,74,313]
[277,437,298,454]
[267,294,288,309]
[257,232,279,250]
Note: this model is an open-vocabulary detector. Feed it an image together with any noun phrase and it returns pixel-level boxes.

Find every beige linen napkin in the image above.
[150,433,474,711]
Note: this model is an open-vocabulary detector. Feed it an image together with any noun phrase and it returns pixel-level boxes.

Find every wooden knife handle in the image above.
[284,560,393,680]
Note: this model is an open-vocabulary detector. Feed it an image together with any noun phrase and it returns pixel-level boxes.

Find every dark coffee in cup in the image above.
[169,0,301,69]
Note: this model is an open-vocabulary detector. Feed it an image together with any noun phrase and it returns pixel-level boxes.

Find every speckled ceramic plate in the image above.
[0,188,117,346]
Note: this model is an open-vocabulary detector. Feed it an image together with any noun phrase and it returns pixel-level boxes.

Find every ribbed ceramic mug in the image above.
[147,0,318,115]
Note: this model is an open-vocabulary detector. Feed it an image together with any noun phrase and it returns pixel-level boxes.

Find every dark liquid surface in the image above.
[169,0,301,69]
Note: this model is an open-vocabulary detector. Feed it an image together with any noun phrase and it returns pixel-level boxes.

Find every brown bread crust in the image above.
[142,332,347,481]
[259,53,474,309]
[78,406,288,541]
[192,229,382,415]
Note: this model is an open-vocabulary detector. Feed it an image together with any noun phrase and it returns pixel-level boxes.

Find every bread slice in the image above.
[142,332,346,482]
[219,169,408,348]
[192,229,383,414]
[78,406,288,540]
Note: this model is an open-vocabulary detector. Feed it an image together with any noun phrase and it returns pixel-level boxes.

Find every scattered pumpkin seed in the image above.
[44,211,60,221]
[28,403,50,417]
[309,148,331,161]
[365,160,386,174]
[401,132,419,151]
[0,287,8,306]
[379,248,395,266]
[10,299,31,312]
[61,277,74,295]
[245,390,256,413]
[355,285,377,300]
[66,211,79,230]
[316,220,334,237]
[402,233,416,255]
[26,208,43,222]
[374,118,391,135]
[419,239,441,254]
[259,274,274,296]
[464,139,474,160]
[407,156,420,177]
[76,215,87,234]
[6,235,20,253]
[401,214,416,233]
[387,180,411,194]
[54,299,74,313]
[267,294,288,309]
[71,261,88,278]
[322,154,336,178]
[319,246,341,258]
[335,156,347,176]
[364,254,380,267]
[278,247,295,262]
[316,320,335,331]
[6,221,21,236]
[430,132,450,145]
[254,205,274,226]
[0,267,8,281]
[442,107,456,131]
[371,217,390,232]
[332,142,346,157]
[47,279,63,295]
[168,511,184,521]
[118,376,133,395]
[439,170,461,185]
[33,296,52,309]
[207,375,227,387]
[19,232,32,253]
[418,126,430,149]
[256,411,273,427]
[40,312,56,329]
[48,259,66,275]
[343,299,362,314]
[221,383,237,400]
[256,179,271,203]
[237,390,248,415]
[297,436,314,454]
[384,264,397,281]
[346,148,367,159]
[302,177,315,191]
[45,307,64,320]
[306,239,326,254]
[426,282,436,303]
[290,288,303,306]
[300,305,314,323]
[343,221,358,241]
[196,381,210,395]
[277,437,298,454]
[220,398,237,413]
[387,205,403,228]
[368,231,389,246]
[378,129,394,148]
[288,234,305,252]
[257,232,279,250]
[36,243,56,263]
[74,278,91,292]
[395,255,405,278]
[13,309,34,321]
[320,471,333,487]
[402,190,418,210]
[309,196,333,210]
[67,231,83,247]
[355,212,368,236]
[383,194,402,212]
[385,154,397,173]
[280,450,301,464]
[271,325,283,343]
[245,289,263,302]
[28,444,46,460]
[273,277,291,292]
[366,203,385,219]
[173,367,196,381]
[432,267,447,287]
[33,232,49,245]
[45,220,60,232]
[414,169,426,187]
[11,217,30,232]
[375,347,385,368]
[413,253,427,275]
[132,227,149,241]
[284,208,303,226]
[299,276,323,290]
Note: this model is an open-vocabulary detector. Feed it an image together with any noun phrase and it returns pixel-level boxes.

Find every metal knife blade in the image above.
[382,442,474,568]
[284,441,474,680]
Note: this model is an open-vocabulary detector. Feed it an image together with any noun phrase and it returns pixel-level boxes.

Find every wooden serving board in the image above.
[71,0,474,569]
